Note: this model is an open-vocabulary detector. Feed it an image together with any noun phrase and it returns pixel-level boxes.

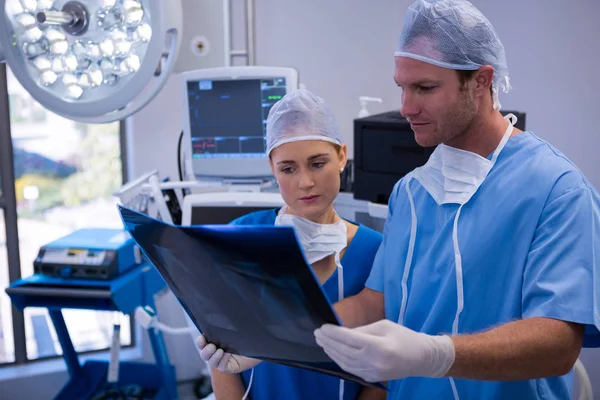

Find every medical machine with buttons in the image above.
[33,228,142,280]
[6,228,177,400]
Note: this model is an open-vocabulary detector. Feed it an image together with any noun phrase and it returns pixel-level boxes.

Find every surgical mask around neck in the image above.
[274,211,347,265]
[412,114,517,206]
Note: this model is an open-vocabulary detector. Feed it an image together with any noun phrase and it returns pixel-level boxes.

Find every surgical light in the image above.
[0,0,183,123]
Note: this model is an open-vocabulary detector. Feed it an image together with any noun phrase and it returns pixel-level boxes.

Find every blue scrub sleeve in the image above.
[229,216,246,225]
[365,181,403,293]
[522,185,600,347]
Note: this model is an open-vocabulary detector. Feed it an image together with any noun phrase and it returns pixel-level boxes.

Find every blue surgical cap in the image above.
[395,0,511,109]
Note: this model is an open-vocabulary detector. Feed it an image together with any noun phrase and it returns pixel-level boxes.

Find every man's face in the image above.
[394,56,477,148]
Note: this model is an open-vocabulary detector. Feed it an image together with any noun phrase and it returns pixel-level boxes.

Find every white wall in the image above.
[131,0,600,189]
[253,0,402,160]
[128,0,600,396]
[250,0,600,188]
[126,73,184,182]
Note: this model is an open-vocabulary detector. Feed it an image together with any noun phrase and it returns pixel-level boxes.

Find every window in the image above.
[0,64,131,366]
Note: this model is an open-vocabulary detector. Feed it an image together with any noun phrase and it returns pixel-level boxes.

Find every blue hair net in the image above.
[396,0,511,109]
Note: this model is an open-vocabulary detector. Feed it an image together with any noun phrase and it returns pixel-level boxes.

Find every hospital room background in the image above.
[0,0,599,399]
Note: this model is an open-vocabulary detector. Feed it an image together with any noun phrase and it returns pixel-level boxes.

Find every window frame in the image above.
[0,64,134,368]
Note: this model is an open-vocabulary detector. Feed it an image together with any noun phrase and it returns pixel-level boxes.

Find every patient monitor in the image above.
[181,66,299,180]
[181,192,285,226]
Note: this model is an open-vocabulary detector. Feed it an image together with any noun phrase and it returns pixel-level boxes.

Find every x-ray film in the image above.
[118,206,385,389]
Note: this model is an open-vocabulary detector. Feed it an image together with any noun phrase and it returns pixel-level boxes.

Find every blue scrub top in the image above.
[230,208,383,400]
[366,132,600,400]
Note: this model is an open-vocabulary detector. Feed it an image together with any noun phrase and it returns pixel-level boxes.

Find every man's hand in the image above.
[196,335,261,373]
[314,320,455,382]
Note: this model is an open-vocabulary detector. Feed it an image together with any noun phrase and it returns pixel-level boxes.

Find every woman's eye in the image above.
[312,162,325,169]
[281,167,294,174]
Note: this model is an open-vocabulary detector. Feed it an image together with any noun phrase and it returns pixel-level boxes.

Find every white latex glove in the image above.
[314,319,455,383]
[196,335,262,373]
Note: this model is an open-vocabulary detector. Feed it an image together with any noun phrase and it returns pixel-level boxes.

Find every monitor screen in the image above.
[187,78,286,158]
[190,206,276,225]
[181,67,298,179]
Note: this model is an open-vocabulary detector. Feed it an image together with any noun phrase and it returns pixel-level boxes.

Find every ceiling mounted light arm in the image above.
[0,0,182,123]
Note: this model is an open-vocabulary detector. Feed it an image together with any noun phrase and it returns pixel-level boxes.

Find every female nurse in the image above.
[206,89,385,400]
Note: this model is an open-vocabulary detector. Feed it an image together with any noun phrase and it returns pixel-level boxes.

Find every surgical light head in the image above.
[0,0,182,123]
[395,0,511,109]
[266,89,342,156]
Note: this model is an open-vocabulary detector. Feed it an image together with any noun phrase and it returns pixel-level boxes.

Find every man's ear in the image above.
[474,65,494,98]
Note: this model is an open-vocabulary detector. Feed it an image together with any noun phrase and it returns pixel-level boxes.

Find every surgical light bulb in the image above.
[45,28,65,41]
[100,39,115,56]
[37,0,53,10]
[50,40,68,55]
[51,58,64,73]
[100,58,114,72]
[87,68,104,87]
[110,29,127,41]
[62,73,77,85]
[123,0,143,26]
[7,0,25,15]
[40,70,58,85]
[134,24,151,42]
[86,42,101,58]
[24,26,43,41]
[78,73,90,87]
[20,0,37,12]
[121,54,140,73]
[101,0,117,9]
[62,54,78,71]
[15,12,35,27]
[33,55,51,70]
[66,84,83,99]
[114,39,132,56]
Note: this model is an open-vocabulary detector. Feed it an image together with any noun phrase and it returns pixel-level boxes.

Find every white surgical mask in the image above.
[412,114,517,206]
[399,114,517,400]
[275,210,347,265]
[274,209,348,400]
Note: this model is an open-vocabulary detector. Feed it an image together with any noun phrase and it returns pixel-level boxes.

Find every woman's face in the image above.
[269,140,347,221]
